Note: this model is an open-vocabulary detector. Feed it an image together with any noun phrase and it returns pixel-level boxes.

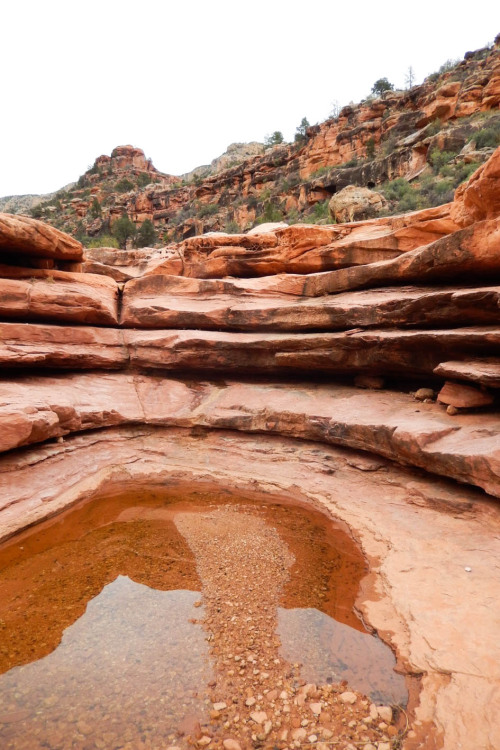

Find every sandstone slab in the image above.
[0,266,118,325]
[121,276,500,331]
[437,381,494,408]
[0,374,498,497]
[434,358,500,388]
[0,213,82,261]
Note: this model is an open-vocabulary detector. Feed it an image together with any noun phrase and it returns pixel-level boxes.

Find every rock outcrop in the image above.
[0,125,499,750]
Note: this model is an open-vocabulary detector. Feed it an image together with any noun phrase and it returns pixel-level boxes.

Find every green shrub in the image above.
[429,149,457,174]
[135,219,156,247]
[224,220,240,234]
[365,137,376,159]
[112,214,136,248]
[382,178,412,202]
[115,178,135,193]
[136,173,152,188]
[87,235,119,248]
[474,123,500,149]
[89,197,102,218]
[306,200,331,223]
[198,203,219,218]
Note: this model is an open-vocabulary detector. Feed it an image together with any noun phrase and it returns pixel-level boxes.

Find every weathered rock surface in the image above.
[1,322,498,378]
[0,323,127,369]
[437,381,494,408]
[0,427,498,750]
[0,213,82,261]
[329,185,387,223]
[434,358,500,388]
[0,374,498,497]
[0,266,118,325]
[121,278,500,331]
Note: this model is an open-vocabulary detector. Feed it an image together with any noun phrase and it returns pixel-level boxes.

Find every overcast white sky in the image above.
[1,1,498,196]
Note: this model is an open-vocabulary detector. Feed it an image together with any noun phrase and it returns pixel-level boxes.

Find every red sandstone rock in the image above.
[304,217,500,296]
[120,277,500,331]
[0,213,82,261]
[0,374,498,498]
[434,359,500,388]
[328,185,387,223]
[452,146,500,225]
[122,327,500,377]
[0,266,118,325]
[1,322,497,378]
[0,323,127,370]
[437,381,494,409]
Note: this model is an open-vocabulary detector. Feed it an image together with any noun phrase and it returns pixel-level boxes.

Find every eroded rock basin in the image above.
[0,489,407,750]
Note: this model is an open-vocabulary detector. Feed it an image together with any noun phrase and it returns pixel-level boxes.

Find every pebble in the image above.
[377,705,392,723]
[250,711,267,724]
[213,702,227,711]
[223,740,242,750]
[339,691,358,704]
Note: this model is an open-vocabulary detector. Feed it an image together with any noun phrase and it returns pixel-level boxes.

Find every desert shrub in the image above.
[115,178,135,193]
[474,122,500,149]
[87,235,119,248]
[429,149,457,174]
[342,157,359,168]
[89,197,102,218]
[198,203,219,218]
[112,214,136,248]
[306,200,331,222]
[382,178,412,202]
[371,78,394,96]
[224,220,240,234]
[135,219,156,247]
[136,173,151,188]
[365,137,376,159]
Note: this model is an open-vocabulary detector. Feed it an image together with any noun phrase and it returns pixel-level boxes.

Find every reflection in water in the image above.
[0,490,408,748]
[278,607,407,705]
[0,577,211,750]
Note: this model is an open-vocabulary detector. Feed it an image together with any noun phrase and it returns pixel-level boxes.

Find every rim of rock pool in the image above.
[0,436,425,743]
[1,424,498,750]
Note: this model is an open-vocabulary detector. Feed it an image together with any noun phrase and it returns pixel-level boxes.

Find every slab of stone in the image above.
[0,323,127,370]
[0,266,118,325]
[437,381,494,408]
[0,213,82,261]
[434,359,500,388]
[0,374,498,498]
[121,277,500,331]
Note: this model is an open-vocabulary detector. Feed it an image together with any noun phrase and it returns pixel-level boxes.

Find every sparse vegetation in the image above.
[89,197,102,218]
[135,219,156,248]
[295,117,310,143]
[115,178,135,193]
[264,131,284,148]
[112,213,136,248]
[473,120,500,149]
[136,173,151,188]
[365,137,376,159]
[371,78,394,96]
[198,203,219,218]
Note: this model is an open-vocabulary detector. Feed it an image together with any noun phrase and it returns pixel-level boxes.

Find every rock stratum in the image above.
[0,151,499,749]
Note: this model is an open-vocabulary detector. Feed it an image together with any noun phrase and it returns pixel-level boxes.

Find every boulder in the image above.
[328,186,387,223]
[0,213,82,261]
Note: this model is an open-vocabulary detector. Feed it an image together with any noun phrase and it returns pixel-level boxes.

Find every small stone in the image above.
[414,388,435,401]
[245,697,256,707]
[223,741,242,750]
[377,706,392,723]
[301,719,309,727]
[447,404,459,415]
[197,738,212,747]
[378,744,391,750]
[363,744,376,750]
[322,729,333,739]
[339,691,357,704]
[291,728,307,741]
[310,702,322,715]
[263,720,273,735]
[250,711,267,724]
[213,702,227,712]
[308,735,318,743]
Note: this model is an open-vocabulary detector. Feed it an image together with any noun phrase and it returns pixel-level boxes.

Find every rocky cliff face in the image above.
[0,142,499,748]
[7,40,499,248]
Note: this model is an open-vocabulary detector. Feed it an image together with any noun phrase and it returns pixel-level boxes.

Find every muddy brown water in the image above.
[0,489,407,749]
